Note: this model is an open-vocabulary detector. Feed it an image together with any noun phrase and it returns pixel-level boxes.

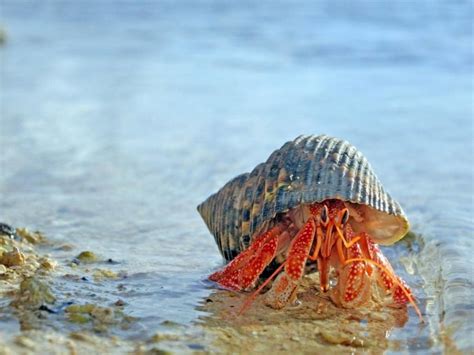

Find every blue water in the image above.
[1,1,472,352]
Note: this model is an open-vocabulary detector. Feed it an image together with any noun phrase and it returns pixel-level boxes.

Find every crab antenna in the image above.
[344,257,424,322]
[237,260,287,316]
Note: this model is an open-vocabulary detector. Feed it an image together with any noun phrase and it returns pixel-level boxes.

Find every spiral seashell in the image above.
[198,135,409,261]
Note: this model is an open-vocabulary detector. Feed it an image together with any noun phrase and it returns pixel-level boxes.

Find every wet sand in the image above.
[0,225,420,354]
[197,276,410,354]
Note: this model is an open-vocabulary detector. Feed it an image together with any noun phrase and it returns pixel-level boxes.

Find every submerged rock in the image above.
[93,268,118,281]
[75,251,98,263]
[11,277,56,308]
[66,303,135,333]
[16,228,47,245]
[39,257,56,271]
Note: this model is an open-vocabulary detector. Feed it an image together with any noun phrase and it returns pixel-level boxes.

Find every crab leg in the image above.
[341,230,423,320]
[265,218,316,309]
[360,235,417,307]
[331,238,371,308]
[209,225,285,290]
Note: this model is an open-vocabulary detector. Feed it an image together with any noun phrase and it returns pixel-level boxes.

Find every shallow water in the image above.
[1,1,472,352]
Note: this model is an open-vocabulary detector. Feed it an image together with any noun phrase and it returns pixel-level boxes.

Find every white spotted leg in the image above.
[263,218,317,309]
[209,224,288,291]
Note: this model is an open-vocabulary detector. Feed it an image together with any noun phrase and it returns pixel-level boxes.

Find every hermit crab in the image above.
[198,135,421,319]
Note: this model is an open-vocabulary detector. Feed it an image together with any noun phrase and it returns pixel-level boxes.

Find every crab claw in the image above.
[331,242,371,308]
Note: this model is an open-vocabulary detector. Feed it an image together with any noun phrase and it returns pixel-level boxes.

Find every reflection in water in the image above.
[0,1,472,352]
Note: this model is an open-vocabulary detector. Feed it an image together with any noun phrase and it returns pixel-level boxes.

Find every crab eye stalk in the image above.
[341,208,350,225]
[320,205,329,226]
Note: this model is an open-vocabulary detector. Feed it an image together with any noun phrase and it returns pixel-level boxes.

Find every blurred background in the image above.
[0,0,472,352]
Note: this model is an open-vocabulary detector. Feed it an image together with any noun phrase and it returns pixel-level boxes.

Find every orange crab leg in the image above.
[308,224,324,261]
[334,223,360,249]
[319,219,354,291]
[336,238,346,264]
[209,225,283,290]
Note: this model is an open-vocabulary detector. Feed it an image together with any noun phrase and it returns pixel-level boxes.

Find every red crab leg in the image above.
[308,223,332,292]
[209,225,283,290]
[264,218,316,309]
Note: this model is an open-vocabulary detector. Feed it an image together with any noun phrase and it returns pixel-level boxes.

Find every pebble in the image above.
[0,247,25,267]
[76,251,98,263]
[114,299,125,307]
[39,257,56,270]
[15,335,35,349]
[369,312,389,322]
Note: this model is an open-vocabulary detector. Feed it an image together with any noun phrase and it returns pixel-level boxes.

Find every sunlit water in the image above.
[1,1,472,352]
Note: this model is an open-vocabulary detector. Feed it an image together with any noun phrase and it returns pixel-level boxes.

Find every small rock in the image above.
[68,313,90,324]
[369,311,389,322]
[320,329,366,348]
[16,228,46,244]
[15,335,35,349]
[320,329,348,345]
[146,348,172,355]
[150,333,179,342]
[93,269,118,281]
[39,257,56,271]
[66,304,96,314]
[187,343,205,350]
[0,264,7,274]
[11,277,56,307]
[0,247,25,267]
[69,332,93,342]
[39,304,57,313]
[114,299,125,307]
[76,251,98,263]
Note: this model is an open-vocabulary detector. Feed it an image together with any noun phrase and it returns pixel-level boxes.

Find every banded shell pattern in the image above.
[197,135,409,261]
